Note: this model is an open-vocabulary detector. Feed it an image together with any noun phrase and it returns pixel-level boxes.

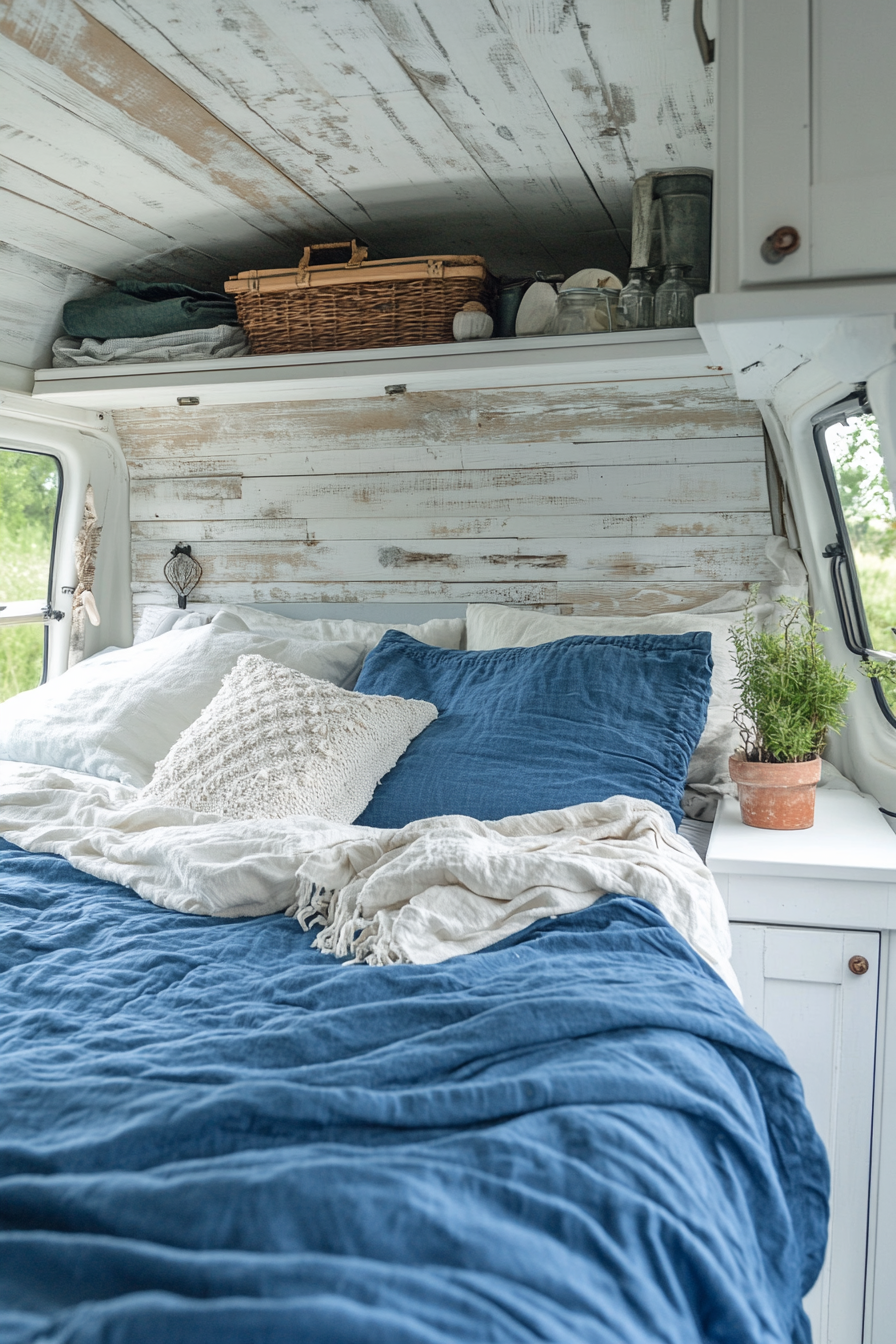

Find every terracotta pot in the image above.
[728,754,822,830]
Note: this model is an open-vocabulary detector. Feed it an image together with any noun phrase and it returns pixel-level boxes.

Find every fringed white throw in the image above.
[0,765,738,997]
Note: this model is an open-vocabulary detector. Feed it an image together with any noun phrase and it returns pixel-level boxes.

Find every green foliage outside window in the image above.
[0,449,59,703]
[827,417,896,656]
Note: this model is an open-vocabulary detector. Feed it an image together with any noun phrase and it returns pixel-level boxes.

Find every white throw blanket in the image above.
[0,765,738,996]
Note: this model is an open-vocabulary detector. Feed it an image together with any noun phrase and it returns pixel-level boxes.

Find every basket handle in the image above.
[296,240,369,278]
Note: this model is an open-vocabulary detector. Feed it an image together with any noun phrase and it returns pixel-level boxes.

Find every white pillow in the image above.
[210,606,465,656]
[133,605,210,643]
[0,626,367,788]
[465,599,776,821]
[146,654,438,823]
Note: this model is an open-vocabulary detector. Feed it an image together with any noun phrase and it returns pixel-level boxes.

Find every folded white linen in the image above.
[52,324,250,366]
[0,766,737,996]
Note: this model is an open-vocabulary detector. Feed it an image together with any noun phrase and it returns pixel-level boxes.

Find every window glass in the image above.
[0,448,60,702]
[823,412,896,709]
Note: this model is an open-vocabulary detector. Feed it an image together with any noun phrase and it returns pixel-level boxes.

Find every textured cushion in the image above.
[0,626,366,787]
[353,631,713,829]
[466,600,775,820]
[146,655,438,822]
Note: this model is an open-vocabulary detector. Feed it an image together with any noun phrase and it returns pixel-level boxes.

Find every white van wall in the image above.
[0,394,131,673]
[763,364,896,811]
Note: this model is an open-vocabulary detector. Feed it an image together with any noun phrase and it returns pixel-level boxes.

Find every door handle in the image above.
[693,0,715,65]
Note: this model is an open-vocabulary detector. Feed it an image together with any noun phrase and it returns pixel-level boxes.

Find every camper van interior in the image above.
[0,2,895,1341]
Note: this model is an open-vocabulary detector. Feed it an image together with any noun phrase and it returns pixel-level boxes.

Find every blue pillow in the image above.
[353,630,712,828]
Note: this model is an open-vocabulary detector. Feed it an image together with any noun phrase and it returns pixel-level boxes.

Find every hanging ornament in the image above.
[164,543,202,609]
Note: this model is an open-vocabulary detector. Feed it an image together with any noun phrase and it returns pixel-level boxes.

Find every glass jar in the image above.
[547,286,618,335]
[654,264,694,329]
[616,267,654,330]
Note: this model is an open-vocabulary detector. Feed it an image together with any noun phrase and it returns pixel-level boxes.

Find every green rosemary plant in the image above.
[729,591,855,763]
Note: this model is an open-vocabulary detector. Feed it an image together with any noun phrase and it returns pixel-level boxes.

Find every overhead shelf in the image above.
[31,328,720,410]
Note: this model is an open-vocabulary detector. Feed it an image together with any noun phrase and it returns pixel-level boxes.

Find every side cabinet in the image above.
[729,923,880,1344]
[714,0,896,288]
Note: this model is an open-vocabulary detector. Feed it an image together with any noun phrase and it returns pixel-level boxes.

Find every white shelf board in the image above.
[31,329,720,410]
[707,791,896,883]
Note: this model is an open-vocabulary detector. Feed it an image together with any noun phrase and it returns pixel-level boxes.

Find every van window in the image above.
[0,448,61,702]
[818,411,896,715]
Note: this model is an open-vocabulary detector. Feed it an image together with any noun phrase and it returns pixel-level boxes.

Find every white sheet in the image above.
[0,763,738,997]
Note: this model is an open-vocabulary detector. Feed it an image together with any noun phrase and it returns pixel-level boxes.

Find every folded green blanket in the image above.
[63,281,239,339]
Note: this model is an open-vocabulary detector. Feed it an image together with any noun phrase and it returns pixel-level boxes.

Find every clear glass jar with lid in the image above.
[547,286,618,335]
[616,267,654,330]
[654,264,694,329]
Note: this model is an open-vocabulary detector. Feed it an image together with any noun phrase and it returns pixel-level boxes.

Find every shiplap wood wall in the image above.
[114,374,773,618]
[0,0,714,369]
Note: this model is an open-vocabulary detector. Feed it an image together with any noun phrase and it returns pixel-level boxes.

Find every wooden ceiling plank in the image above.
[0,91,257,279]
[0,186,176,278]
[492,0,713,219]
[363,0,630,273]
[0,72,300,276]
[0,1,347,252]
[76,0,376,235]
[0,155,224,286]
[74,0,576,273]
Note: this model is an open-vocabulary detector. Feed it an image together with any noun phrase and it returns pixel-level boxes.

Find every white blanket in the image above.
[0,764,738,997]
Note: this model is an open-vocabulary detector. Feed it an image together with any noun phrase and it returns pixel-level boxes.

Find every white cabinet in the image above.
[707,791,896,1344]
[729,923,880,1344]
[714,0,896,290]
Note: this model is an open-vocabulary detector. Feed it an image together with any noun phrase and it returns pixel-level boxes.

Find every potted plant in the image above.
[728,593,854,829]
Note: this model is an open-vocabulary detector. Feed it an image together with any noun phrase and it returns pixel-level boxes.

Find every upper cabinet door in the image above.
[736,0,811,286]
[720,0,896,287]
[810,0,896,280]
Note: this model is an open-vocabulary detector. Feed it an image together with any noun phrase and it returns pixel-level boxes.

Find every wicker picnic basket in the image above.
[225,240,495,355]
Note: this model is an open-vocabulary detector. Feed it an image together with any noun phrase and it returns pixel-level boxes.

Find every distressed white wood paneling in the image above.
[131,535,774,585]
[0,241,106,369]
[126,435,763,482]
[132,512,770,544]
[491,0,713,218]
[119,378,760,462]
[115,377,771,618]
[132,580,761,617]
[0,0,716,366]
[129,461,767,520]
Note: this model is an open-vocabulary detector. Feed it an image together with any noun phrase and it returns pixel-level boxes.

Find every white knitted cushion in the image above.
[145,654,438,823]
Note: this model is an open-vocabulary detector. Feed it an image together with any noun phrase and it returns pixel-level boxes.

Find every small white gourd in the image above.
[452,301,494,341]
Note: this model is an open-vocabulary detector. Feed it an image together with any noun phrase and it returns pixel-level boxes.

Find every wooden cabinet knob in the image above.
[848,955,870,976]
[760,226,801,264]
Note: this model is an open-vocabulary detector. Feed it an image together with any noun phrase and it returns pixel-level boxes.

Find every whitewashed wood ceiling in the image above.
[0,0,714,369]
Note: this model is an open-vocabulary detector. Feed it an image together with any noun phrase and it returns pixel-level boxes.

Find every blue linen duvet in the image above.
[0,838,827,1344]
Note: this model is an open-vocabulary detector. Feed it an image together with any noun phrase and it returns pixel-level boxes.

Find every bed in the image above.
[0,602,829,1343]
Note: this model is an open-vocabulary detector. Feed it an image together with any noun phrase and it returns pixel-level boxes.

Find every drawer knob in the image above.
[760,226,801,264]
[848,955,870,976]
